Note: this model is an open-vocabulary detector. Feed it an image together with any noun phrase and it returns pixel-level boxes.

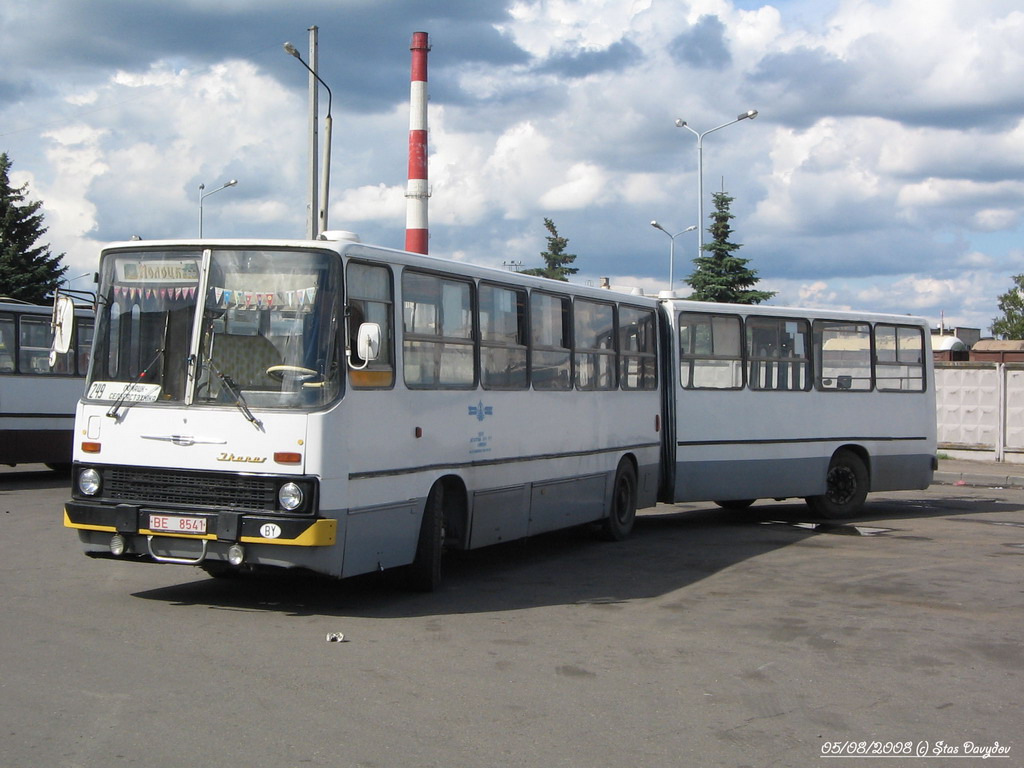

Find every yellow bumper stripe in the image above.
[64,509,115,532]
[241,518,337,547]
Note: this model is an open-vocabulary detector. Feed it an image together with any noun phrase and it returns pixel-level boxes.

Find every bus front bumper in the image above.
[64,500,337,564]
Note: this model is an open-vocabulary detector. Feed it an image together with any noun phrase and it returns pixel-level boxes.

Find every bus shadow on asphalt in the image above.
[0,465,71,492]
[130,493,1024,618]
[0,468,71,493]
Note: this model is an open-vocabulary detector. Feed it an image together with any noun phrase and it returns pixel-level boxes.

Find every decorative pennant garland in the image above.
[113,284,316,311]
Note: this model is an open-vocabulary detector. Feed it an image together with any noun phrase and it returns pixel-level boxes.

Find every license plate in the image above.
[149,514,208,535]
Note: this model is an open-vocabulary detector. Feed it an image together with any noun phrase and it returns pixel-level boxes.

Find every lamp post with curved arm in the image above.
[284,37,334,237]
[198,179,238,237]
[675,109,758,261]
[650,221,697,292]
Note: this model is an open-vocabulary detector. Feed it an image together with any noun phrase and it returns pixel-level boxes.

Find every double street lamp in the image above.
[675,109,758,260]
[650,221,696,293]
[198,179,238,237]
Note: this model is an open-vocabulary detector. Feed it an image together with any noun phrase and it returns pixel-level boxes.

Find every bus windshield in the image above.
[86,248,341,411]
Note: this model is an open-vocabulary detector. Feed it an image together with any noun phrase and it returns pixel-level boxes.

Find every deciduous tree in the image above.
[991,274,1024,339]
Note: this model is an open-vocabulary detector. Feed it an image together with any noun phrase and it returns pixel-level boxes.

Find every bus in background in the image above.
[0,298,94,468]
[61,234,935,589]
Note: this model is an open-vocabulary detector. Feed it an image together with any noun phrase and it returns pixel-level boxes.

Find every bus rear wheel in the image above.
[599,460,637,541]
[805,449,868,519]
[405,484,444,592]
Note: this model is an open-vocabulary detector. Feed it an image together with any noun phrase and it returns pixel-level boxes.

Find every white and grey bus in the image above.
[1,298,93,468]
[63,235,935,589]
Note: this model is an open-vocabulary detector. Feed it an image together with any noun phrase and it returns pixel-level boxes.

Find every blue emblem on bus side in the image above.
[468,401,493,421]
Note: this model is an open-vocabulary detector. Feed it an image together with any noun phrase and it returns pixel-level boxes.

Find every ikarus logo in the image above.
[216,452,267,464]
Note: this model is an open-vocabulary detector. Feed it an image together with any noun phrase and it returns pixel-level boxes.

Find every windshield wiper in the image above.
[198,353,264,431]
[107,348,164,420]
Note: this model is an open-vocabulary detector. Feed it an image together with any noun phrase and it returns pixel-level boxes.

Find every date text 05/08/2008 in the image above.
[820,741,1011,759]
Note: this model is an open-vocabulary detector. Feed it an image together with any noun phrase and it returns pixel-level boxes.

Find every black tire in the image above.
[405,484,444,592]
[805,449,869,519]
[600,460,637,541]
[715,499,755,510]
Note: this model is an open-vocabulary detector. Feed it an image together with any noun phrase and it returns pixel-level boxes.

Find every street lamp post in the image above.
[284,37,334,237]
[198,179,238,237]
[675,109,758,261]
[650,221,696,292]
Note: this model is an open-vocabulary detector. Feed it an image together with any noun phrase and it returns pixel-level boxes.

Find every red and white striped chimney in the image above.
[405,31,429,254]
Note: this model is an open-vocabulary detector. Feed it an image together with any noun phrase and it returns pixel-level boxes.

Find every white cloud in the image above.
[621,172,670,206]
[973,208,1020,232]
[752,119,888,234]
[539,162,609,209]
[499,0,653,56]
[333,183,405,222]
[798,280,839,306]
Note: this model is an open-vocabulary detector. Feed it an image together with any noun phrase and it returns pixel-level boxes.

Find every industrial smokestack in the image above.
[405,31,429,254]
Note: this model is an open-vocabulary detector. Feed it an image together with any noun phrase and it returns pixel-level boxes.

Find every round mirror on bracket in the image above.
[51,293,76,355]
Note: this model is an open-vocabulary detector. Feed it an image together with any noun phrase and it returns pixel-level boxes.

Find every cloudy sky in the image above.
[2,0,1022,332]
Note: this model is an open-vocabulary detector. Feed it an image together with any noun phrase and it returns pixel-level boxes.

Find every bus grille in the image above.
[104,466,278,512]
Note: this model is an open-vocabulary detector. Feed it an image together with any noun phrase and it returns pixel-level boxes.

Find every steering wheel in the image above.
[266,364,319,383]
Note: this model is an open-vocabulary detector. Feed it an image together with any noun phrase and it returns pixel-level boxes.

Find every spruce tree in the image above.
[0,152,66,303]
[685,190,773,304]
[521,218,578,282]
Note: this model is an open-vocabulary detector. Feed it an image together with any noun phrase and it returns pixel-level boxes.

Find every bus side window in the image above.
[480,283,527,390]
[876,324,925,392]
[0,313,14,373]
[402,270,475,389]
[347,261,395,388]
[814,321,872,391]
[19,315,60,374]
[76,318,95,377]
[619,306,657,390]
[746,317,811,392]
[531,292,571,391]
[574,299,616,391]
[679,312,743,389]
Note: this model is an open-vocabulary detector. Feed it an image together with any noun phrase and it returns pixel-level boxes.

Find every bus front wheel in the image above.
[405,484,444,592]
[805,449,868,519]
[600,460,637,541]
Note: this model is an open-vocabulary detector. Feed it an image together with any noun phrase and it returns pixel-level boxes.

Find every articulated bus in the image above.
[62,234,935,589]
[1,299,93,468]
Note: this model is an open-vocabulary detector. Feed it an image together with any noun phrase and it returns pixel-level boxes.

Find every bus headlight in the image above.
[278,482,304,511]
[78,468,101,496]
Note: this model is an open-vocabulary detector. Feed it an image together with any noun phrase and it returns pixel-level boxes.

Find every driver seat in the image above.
[212,333,282,390]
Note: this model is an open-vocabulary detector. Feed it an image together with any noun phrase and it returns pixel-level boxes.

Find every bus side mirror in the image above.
[356,322,381,362]
[51,294,76,355]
